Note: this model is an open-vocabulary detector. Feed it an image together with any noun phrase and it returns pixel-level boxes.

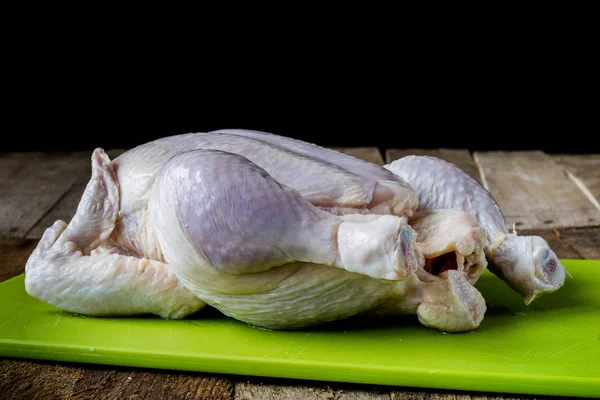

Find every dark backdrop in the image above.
[4,52,597,154]
[3,12,598,155]
[6,91,596,154]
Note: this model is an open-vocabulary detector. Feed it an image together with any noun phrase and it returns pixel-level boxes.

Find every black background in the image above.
[6,77,595,154]
[4,22,597,155]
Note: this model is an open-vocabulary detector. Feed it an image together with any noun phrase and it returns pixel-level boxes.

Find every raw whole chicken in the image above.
[24,130,563,333]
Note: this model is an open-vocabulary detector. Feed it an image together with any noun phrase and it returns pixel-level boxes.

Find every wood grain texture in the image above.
[390,389,555,399]
[27,149,127,240]
[385,148,481,184]
[474,151,600,230]
[518,228,583,260]
[235,379,392,400]
[70,365,233,400]
[553,226,600,260]
[0,359,83,400]
[0,152,93,238]
[0,359,234,400]
[235,380,336,400]
[335,389,391,400]
[553,154,600,214]
[330,147,384,165]
[0,238,37,283]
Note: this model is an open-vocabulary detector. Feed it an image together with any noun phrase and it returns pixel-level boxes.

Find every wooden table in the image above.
[1,146,599,400]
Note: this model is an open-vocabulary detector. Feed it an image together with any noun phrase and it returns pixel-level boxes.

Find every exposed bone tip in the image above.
[416,270,486,332]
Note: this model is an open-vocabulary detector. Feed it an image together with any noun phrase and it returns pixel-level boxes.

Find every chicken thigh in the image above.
[211,129,416,216]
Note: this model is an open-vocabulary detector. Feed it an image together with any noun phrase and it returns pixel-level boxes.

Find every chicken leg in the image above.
[385,155,565,304]
[150,149,422,284]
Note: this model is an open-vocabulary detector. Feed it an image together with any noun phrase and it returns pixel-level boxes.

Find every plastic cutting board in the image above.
[1,259,599,398]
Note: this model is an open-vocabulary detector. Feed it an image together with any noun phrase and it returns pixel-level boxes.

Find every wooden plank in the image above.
[0,152,91,238]
[554,226,600,260]
[0,359,83,399]
[70,365,233,400]
[0,238,37,283]
[236,379,391,400]
[518,229,583,260]
[26,149,127,240]
[335,388,391,400]
[25,179,89,240]
[235,380,337,400]
[385,148,482,184]
[390,389,540,399]
[473,151,600,230]
[553,154,600,215]
[0,359,234,400]
[330,147,384,165]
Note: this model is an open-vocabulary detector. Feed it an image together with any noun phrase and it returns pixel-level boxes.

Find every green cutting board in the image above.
[1,260,599,398]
